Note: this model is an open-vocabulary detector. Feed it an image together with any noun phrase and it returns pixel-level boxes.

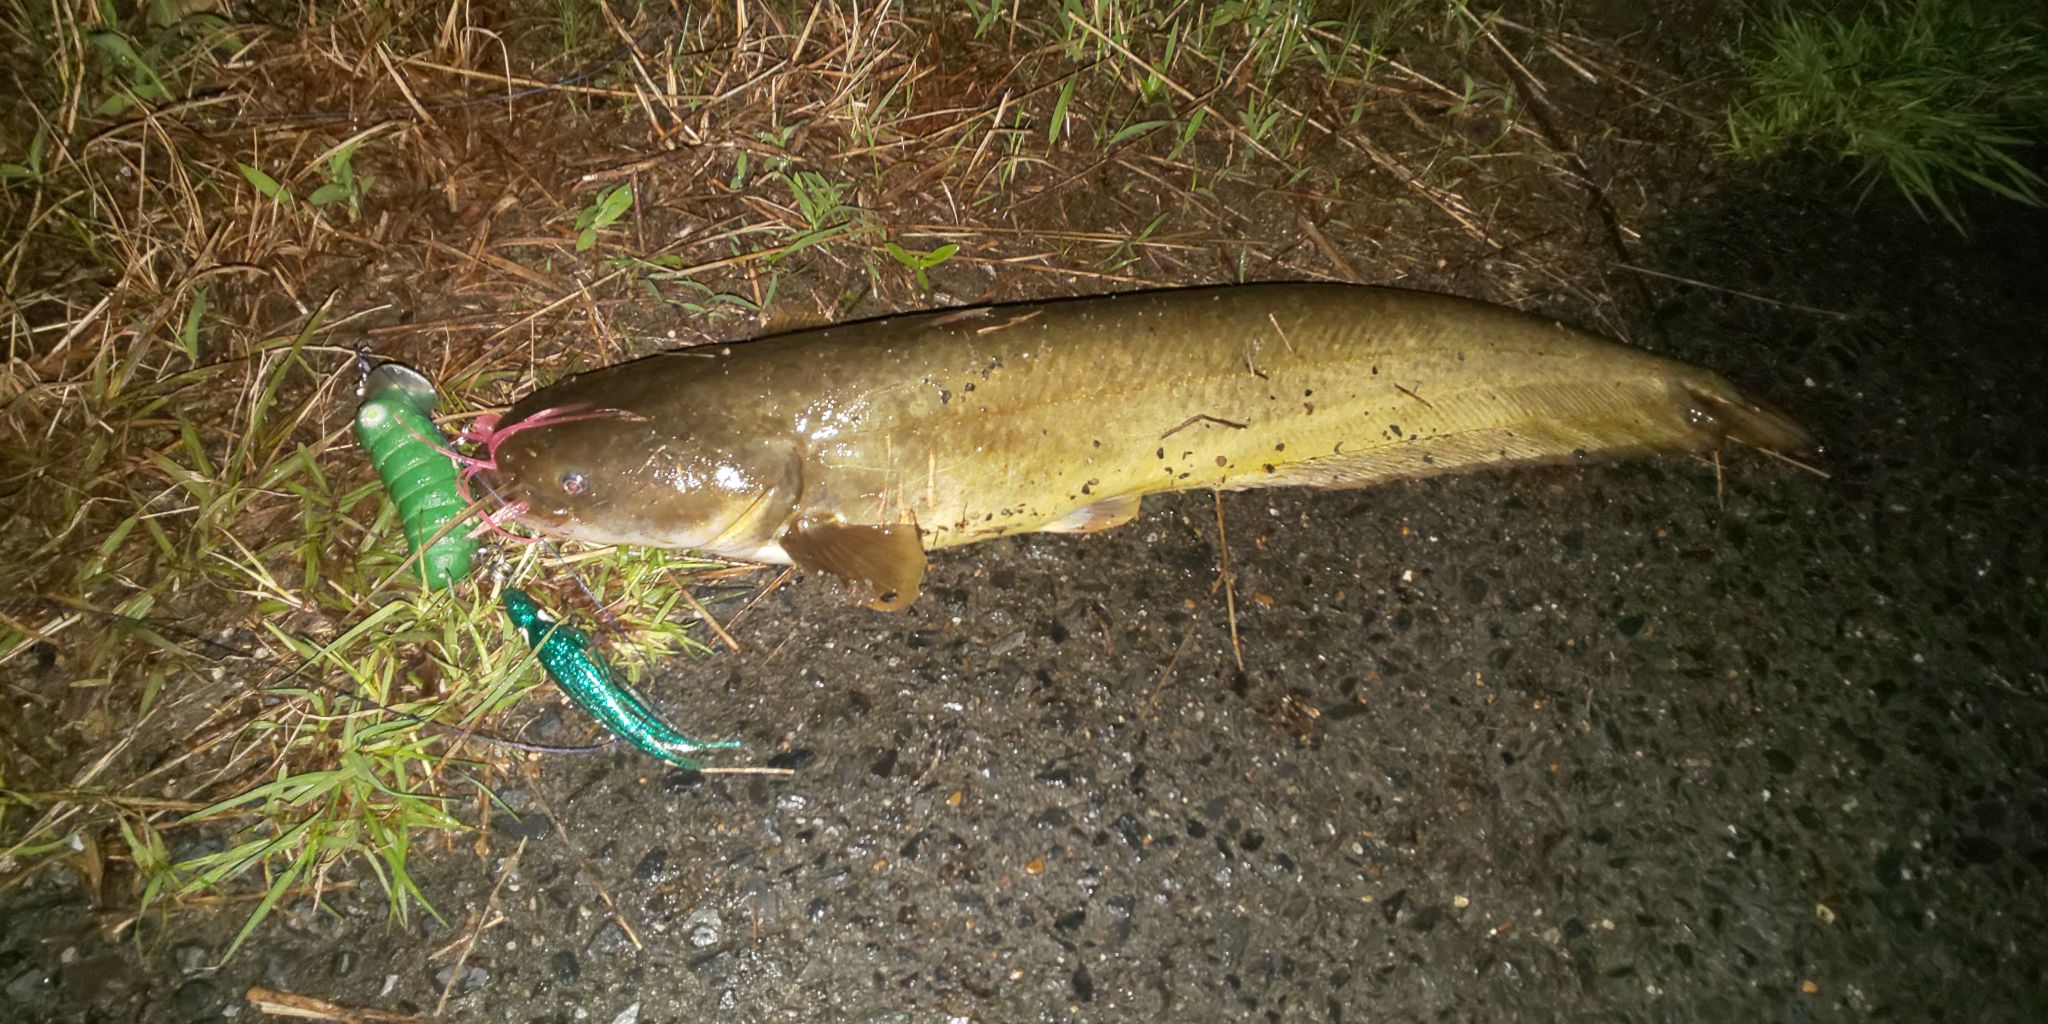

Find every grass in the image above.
[0,0,766,954]
[6,0,1996,964]
[1726,0,2048,230]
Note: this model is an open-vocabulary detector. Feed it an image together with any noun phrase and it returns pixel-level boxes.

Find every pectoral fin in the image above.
[1039,494,1144,534]
[780,521,928,611]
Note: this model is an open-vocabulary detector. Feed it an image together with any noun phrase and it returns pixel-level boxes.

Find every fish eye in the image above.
[560,471,588,496]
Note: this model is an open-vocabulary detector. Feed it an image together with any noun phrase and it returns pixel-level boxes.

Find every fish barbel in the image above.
[483,283,1812,609]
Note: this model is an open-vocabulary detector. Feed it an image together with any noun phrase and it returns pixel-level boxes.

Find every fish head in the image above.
[484,400,799,559]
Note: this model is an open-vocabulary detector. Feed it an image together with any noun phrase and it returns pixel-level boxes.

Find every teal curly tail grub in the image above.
[355,363,477,589]
[502,587,741,767]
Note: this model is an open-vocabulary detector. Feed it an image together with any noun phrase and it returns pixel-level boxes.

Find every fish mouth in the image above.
[463,465,537,519]
[460,462,568,542]
[1684,386,1816,456]
[489,492,565,531]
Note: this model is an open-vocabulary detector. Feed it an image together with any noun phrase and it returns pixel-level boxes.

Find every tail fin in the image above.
[1684,385,1816,456]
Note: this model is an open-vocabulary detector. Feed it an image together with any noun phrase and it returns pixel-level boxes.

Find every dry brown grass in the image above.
[0,0,1723,951]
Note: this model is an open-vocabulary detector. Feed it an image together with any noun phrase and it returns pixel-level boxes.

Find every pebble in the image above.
[432,963,490,997]
[631,847,670,883]
[5,966,55,1005]
[549,950,580,981]
[685,907,724,948]
[174,979,225,1016]
[530,706,566,741]
[490,812,552,840]
[692,951,732,985]
[1071,962,1095,1003]
[764,748,816,771]
[591,920,633,953]
[171,941,210,975]
[795,957,834,988]
[260,952,293,991]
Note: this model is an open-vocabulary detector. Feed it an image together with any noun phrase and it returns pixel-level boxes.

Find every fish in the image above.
[480,283,1813,610]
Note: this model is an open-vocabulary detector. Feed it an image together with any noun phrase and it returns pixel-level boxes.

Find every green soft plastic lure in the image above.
[502,587,740,767]
[354,363,477,589]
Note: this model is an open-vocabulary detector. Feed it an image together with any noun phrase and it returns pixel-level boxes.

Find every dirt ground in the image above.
[4,5,2046,1023]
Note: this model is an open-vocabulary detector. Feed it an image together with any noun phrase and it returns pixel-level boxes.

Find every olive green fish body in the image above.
[488,284,1809,608]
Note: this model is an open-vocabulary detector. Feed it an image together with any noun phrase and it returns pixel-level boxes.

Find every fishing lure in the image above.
[354,363,478,589]
[501,586,740,767]
[355,364,724,763]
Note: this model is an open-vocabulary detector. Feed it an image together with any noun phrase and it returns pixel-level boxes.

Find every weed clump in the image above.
[1725,0,2048,229]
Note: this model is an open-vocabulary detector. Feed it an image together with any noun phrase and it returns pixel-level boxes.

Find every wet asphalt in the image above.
[6,174,2046,1023]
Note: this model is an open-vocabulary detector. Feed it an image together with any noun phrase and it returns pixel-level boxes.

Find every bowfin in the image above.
[1039,495,1144,534]
[780,521,927,611]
